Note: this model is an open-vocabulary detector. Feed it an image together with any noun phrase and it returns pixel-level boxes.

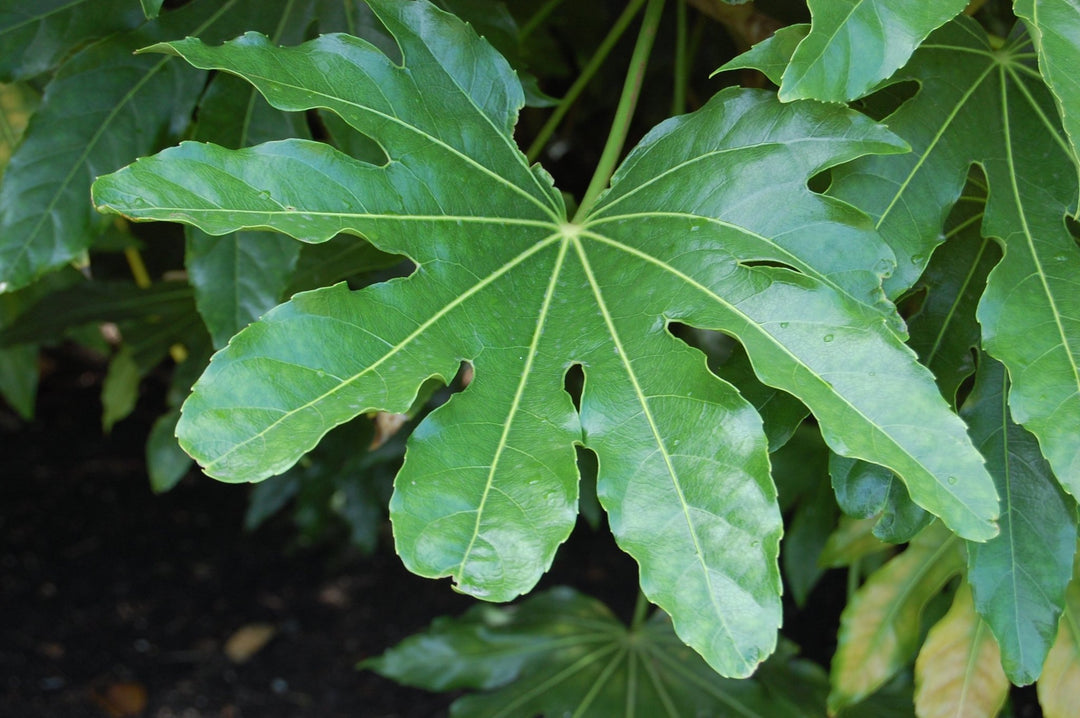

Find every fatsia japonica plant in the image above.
[2,0,1079,714]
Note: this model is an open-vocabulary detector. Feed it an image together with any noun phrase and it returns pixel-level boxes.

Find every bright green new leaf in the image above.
[0,0,145,81]
[913,582,1009,718]
[102,346,141,433]
[963,355,1078,685]
[778,0,968,103]
[366,587,830,717]
[92,0,1000,675]
[824,19,1080,491]
[1014,0,1080,193]
[829,522,964,712]
[0,0,293,294]
[1039,557,1080,718]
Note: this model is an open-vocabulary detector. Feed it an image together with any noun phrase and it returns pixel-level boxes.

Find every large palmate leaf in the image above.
[92,0,999,675]
[366,587,830,717]
[913,582,1009,718]
[963,356,1078,685]
[778,0,967,103]
[829,522,964,712]
[824,19,1080,492]
[0,0,292,294]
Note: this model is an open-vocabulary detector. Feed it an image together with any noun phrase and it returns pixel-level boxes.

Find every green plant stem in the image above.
[525,0,648,163]
[672,0,688,115]
[574,0,665,221]
[630,590,651,630]
[847,558,861,601]
[519,0,567,41]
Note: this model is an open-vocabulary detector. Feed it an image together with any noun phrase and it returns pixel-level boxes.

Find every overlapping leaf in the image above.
[0,0,293,294]
[1014,0,1080,192]
[823,19,1080,493]
[778,0,967,103]
[366,587,830,718]
[963,356,1078,684]
[0,0,145,81]
[91,0,1000,675]
[913,582,1009,718]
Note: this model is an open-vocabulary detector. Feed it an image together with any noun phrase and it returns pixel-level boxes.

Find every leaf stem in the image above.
[124,247,152,289]
[630,589,651,630]
[574,0,665,221]
[672,0,688,115]
[525,0,648,163]
[519,0,567,41]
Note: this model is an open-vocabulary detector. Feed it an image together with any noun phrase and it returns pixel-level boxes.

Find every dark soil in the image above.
[0,349,638,717]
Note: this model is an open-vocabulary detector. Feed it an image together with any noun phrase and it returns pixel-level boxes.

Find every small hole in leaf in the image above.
[895,285,928,322]
[668,323,737,369]
[1066,214,1080,244]
[563,363,584,412]
[853,80,920,121]
[807,168,831,194]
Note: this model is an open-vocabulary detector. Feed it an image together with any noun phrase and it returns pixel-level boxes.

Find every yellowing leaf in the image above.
[914,582,1008,718]
[829,522,964,712]
[1038,563,1080,718]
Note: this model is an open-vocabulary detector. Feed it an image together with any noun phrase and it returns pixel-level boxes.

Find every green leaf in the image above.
[91,0,1000,674]
[1039,556,1080,718]
[963,355,1078,685]
[140,0,165,20]
[714,24,809,87]
[905,182,999,407]
[0,281,195,348]
[147,407,192,493]
[829,454,932,544]
[0,0,145,81]
[825,19,1080,492]
[1013,0,1080,194]
[778,0,968,103]
[819,516,889,568]
[366,587,829,717]
[913,582,1009,718]
[0,0,294,293]
[0,82,38,178]
[102,346,141,432]
[829,522,964,712]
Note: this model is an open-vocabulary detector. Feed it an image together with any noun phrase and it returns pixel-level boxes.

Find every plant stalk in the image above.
[630,590,651,630]
[525,0,648,163]
[672,0,688,115]
[574,0,665,221]
[519,0,568,41]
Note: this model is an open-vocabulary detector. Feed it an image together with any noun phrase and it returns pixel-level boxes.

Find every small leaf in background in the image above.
[714,24,810,87]
[0,82,37,175]
[1038,556,1080,718]
[829,454,932,543]
[147,407,192,494]
[101,347,140,432]
[914,582,1009,718]
[819,516,890,569]
[0,0,146,81]
[829,522,964,712]
[963,356,1078,685]
[778,0,968,103]
[365,587,830,717]
[223,623,277,663]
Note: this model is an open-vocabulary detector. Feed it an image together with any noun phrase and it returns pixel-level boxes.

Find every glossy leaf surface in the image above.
[92,0,1001,674]
[366,587,830,718]
[963,356,1078,685]
[779,0,967,103]
[913,582,1009,718]
[829,522,964,712]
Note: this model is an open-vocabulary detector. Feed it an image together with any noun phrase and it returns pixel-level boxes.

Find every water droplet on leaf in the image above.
[823,334,835,343]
